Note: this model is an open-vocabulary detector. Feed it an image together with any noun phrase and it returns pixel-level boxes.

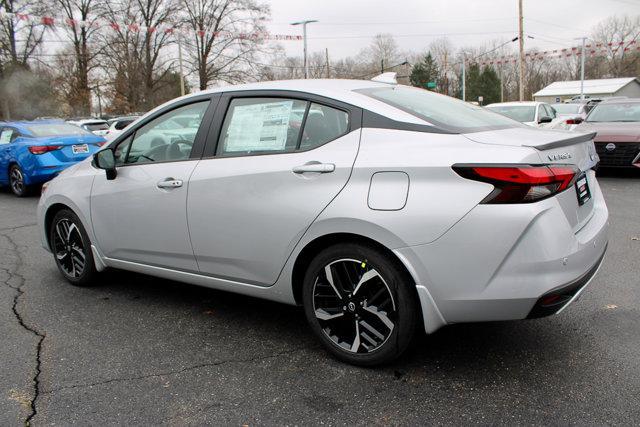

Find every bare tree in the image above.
[590,15,640,77]
[181,0,269,89]
[54,0,103,115]
[358,33,404,77]
[99,0,178,112]
[0,0,50,118]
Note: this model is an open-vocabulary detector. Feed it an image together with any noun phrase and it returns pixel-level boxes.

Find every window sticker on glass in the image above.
[224,100,295,153]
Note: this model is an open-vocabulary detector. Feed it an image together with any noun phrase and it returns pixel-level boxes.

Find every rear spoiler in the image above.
[524,132,597,151]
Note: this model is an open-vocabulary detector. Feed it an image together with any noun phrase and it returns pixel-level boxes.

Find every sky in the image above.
[266,0,640,59]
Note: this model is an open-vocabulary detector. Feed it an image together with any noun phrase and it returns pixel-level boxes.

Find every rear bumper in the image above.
[527,244,606,318]
[396,172,609,332]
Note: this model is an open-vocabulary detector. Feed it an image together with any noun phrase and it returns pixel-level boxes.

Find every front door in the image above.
[90,99,213,272]
[187,94,361,285]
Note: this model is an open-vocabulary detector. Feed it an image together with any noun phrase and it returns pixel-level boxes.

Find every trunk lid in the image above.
[32,134,105,162]
[464,127,599,233]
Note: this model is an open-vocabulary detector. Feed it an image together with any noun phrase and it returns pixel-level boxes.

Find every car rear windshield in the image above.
[355,86,520,133]
[551,104,581,114]
[586,103,640,122]
[27,123,93,137]
[486,105,536,122]
[84,122,109,131]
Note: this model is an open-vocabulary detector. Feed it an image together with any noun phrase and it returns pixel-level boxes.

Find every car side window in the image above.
[114,135,133,166]
[299,103,349,150]
[115,120,132,130]
[547,105,556,118]
[217,98,307,156]
[123,101,210,164]
[0,128,14,145]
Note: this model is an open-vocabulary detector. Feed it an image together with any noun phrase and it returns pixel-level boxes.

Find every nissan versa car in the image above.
[0,120,106,196]
[38,79,609,366]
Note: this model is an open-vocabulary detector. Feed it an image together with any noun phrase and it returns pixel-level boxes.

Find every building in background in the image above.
[533,77,640,103]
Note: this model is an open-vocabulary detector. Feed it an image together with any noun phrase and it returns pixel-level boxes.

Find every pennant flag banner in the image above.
[0,10,303,41]
[474,40,638,67]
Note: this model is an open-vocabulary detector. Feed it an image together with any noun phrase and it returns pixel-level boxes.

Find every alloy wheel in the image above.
[10,166,25,195]
[52,218,87,278]
[312,258,396,354]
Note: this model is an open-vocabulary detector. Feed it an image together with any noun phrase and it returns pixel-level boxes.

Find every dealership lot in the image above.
[1,172,639,425]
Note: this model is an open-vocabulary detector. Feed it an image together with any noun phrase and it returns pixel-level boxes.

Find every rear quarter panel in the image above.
[313,128,543,248]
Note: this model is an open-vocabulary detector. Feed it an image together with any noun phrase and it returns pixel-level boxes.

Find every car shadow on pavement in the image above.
[88,268,589,374]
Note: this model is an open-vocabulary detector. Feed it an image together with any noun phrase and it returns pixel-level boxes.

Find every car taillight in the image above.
[28,145,62,155]
[453,165,579,204]
[565,118,582,125]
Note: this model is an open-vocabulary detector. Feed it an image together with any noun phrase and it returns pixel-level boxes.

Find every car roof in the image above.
[486,101,542,107]
[69,119,108,124]
[0,119,66,133]
[147,79,436,126]
[598,98,640,104]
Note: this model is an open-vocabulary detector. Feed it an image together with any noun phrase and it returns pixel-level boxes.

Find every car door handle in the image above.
[292,162,335,174]
[157,178,183,189]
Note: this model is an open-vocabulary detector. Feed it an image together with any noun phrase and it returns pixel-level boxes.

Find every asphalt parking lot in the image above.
[1,171,639,426]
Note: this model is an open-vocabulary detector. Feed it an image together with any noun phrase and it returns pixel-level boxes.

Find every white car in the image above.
[38,79,608,366]
[486,101,563,129]
[105,116,140,140]
[67,119,110,137]
[550,103,589,130]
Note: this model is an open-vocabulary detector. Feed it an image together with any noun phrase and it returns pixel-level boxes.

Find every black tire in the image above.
[49,209,99,286]
[9,164,30,197]
[302,242,418,366]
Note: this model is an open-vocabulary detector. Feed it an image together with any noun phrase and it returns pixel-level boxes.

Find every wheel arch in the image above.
[44,203,74,249]
[291,232,421,308]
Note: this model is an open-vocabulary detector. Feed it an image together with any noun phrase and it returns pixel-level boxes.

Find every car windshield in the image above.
[355,86,519,133]
[552,104,581,114]
[84,122,109,131]
[486,105,536,122]
[586,103,640,122]
[27,123,93,137]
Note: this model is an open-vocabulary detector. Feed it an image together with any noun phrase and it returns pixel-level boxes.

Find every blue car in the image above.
[0,120,106,196]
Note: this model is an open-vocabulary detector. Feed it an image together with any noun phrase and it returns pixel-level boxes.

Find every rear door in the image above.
[187,91,362,285]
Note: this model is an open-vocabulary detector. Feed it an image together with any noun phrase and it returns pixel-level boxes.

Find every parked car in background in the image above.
[105,116,140,140]
[485,101,562,129]
[38,79,607,365]
[67,119,110,137]
[575,98,640,168]
[550,102,588,130]
[0,120,106,196]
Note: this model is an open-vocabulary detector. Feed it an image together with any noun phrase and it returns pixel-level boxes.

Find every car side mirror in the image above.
[94,149,117,180]
[538,116,553,124]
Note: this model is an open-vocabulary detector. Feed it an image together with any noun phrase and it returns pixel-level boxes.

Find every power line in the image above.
[271,17,517,26]
[307,30,517,40]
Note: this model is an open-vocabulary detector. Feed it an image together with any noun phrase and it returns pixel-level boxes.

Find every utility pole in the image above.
[576,36,587,100]
[518,0,525,101]
[499,65,504,102]
[461,58,466,101]
[443,51,448,95]
[177,32,185,96]
[291,20,318,79]
[381,59,384,74]
[325,48,330,78]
